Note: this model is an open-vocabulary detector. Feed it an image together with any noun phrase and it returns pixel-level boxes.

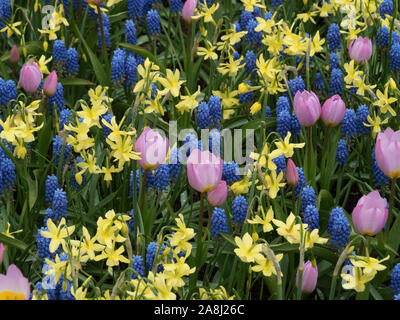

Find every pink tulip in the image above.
[286,158,298,186]
[187,148,222,193]
[375,127,400,178]
[19,60,42,93]
[135,127,169,170]
[207,180,228,206]
[182,0,197,23]
[296,261,318,294]
[0,243,3,265]
[293,90,321,127]
[348,36,372,63]
[43,71,58,96]
[0,264,30,300]
[9,45,19,64]
[321,94,346,127]
[352,190,388,236]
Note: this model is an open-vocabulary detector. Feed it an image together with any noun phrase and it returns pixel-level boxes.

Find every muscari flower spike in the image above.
[329,68,343,96]
[328,207,350,249]
[301,185,316,212]
[304,204,319,231]
[232,195,248,224]
[132,255,146,279]
[327,23,341,52]
[211,208,228,239]
[336,139,348,165]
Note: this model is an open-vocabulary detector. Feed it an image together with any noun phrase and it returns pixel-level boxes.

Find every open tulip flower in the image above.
[0,264,30,300]
[3,0,400,302]
[352,190,388,236]
[187,149,222,193]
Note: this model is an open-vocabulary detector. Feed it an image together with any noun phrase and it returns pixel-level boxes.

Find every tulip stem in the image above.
[386,178,397,240]
[198,192,205,240]
[139,170,148,213]
[322,126,331,156]
[40,95,48,114]
[306,126,312,182]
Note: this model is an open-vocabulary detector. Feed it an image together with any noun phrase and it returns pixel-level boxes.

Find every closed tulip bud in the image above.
[348,36,372,64]
[293,90,321,127]
[0,243,3,265]
[19,60,42,93]
[296,261,318,294]
[207,180,228,206]
[182,0,197,23]
[9,45,19,64]
[321,94,346,127]
[43,71,58,96]
[286,158,298,186]
[352,190,388,236]
[135,127,169,171]
[375,127,400,178]
[187,149,222,193]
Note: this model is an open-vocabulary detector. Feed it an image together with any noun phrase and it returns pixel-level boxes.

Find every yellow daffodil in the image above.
[274,132,305,158]
[251,253,283,277]
[234,232,263,263]
[248,206,274,233]
[94,242,130,267]
[364,111,388,139]
[175,86,202,114]
[373,86,397,116]
[158,68,185,97]
[41,218,75,253]
[341,266,375,292]
[273,213,304,244]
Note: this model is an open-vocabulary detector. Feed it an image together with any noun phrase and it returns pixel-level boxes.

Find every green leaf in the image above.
[59,78,95,86]
[118,43,165,72]
[0,234,28,251]
[388,213,400,254]
[72,22,109,86]
[27,175,38,211]
[317,189,334,232]
[220,233,236,247]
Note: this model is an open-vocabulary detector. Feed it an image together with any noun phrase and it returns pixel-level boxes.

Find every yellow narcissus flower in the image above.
[251,253,283,277]
[77,101,108,128]
[45,254,72,285]
[304,229,328,250]
[274,132,305,158]
[158,68,185,97]
[234,232,263,263]
[350,255,390,276]
[144,272,176,300]
[248,206,274,233]
[272,213,304,244]
[363,111,388,139]
[175,86,202,114]
[341,266,375,292]
[94,242,130,267]
[373,86,397,116]
[240,0,265,12]
[250,102,262,115]
[231,177,252,195]
[1,21,22,37]
[263,170,285,199]
[169,214,195,253]
[41,218,75,253]
[107,135,141,168]
[217,55,244,77]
